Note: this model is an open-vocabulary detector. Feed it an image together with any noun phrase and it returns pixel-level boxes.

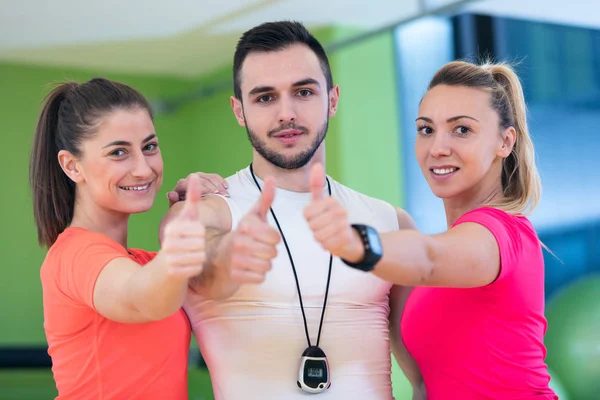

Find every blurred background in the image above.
[1,0,599,399]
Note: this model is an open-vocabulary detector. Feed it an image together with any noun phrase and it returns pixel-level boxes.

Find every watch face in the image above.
[367,228,382,255]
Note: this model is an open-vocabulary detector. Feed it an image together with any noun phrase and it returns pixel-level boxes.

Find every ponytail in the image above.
[30,83,78,247]
[483,63,541,215]
[29,78,153,247]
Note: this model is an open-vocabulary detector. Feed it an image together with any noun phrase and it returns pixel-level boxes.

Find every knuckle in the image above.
[164,223,176,236]
[268,248,278,259]
[232,237,246,253]
[231,254,244,268]
[303,208,312,219]
[238,222,250,235]
[166,255,180,267]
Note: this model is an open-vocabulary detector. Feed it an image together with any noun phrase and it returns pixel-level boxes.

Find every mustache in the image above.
[268,123,309,137]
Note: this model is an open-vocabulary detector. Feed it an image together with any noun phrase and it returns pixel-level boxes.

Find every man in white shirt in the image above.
[165,20,423,400]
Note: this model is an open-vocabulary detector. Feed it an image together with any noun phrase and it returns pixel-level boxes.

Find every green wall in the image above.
[0,28,405,352]
[329,29,404,207]
[328,29,411,399]
[0,62,247,345]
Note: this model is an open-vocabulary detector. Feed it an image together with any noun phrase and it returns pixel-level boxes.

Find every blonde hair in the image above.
[427,60,541,216]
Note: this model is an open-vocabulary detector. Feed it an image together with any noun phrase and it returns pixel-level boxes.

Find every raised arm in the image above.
[93,175,205,323]
[332,206,506,289]
[302,163,499,288]
[370,220,501,288]
[162,178,281,300]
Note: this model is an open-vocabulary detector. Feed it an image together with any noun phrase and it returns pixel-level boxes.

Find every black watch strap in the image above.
[340,224,383,272]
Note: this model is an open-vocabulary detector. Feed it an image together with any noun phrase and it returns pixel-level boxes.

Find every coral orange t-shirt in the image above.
[40,227,191,400]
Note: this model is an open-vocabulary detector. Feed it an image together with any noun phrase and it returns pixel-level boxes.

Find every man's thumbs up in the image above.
[310,162,326,201]
[254,177,276,221]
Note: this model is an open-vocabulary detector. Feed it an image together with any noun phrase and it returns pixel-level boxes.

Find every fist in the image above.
[161,174,206,278]
[228,177,281,284]
[303,163,361,260]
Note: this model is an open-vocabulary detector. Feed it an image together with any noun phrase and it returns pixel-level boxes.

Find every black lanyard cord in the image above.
[249,163,333,348]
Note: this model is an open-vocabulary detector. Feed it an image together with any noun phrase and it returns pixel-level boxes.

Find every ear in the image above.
[58,150,84,183]
[328,85,340,118]
[231,96,246,127]
[498,126,516,158]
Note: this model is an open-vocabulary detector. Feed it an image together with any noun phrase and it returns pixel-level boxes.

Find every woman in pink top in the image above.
[304,60,557,399]
[29,78,220,399]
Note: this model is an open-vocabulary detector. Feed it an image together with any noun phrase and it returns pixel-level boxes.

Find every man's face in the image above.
[231,44,339,169]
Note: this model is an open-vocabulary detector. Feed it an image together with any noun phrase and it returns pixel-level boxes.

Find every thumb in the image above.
[255,177,276,220]
[309,162,326,201]
[180,174,202,219]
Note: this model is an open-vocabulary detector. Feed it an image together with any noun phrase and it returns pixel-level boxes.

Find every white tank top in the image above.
[185,167,399,400]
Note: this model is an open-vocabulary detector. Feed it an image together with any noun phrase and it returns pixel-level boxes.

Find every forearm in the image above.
[189,228,239,300]
[391,330,424,386]
[371,230,437,286]
[390,302,427,400]
[389,286,424,388]
[159,204,182,245]
[125,253,189,320]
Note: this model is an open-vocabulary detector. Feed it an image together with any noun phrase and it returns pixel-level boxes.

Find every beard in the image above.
[245,119,329,170]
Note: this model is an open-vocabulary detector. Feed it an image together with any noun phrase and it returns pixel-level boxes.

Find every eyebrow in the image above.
[416,115,479,123]
[248,85,275,96]
[247,78,321,96]
[292,78,320,88]
[102,133,156,149]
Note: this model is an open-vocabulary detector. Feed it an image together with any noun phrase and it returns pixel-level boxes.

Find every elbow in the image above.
[138,303,182,322]
[416,259,435,285]
[189,277,238,301]
[198,283,238,301]
[132,289,186,322]
[413,239,437,285]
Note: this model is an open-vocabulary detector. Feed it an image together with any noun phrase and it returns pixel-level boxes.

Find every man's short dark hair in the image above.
[233,21,334,100]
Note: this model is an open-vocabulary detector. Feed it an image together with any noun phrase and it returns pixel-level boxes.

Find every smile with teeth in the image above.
[120,183,151,191]
[432,167,458,175]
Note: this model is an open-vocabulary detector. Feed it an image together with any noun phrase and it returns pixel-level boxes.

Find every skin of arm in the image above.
[388,208,426,399]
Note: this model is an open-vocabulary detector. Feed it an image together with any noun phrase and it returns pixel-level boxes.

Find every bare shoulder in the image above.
[394,207,417,230]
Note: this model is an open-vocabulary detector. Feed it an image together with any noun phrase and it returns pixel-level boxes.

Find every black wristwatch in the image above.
[340,224,383,272]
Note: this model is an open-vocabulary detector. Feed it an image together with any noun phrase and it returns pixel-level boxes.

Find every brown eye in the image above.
[296,89,313,97]
[417,126,433,135]
[144,143,158,152]
[110,149,126,157]
[257,95,273,103]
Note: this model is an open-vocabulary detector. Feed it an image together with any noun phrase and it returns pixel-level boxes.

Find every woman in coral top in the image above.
[30,78,212,399]
[304,61,558,399]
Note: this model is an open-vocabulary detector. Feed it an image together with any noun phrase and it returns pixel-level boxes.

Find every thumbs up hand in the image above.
[228,177,281,284]
[161,174,206,278]
[303,163,360,260]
